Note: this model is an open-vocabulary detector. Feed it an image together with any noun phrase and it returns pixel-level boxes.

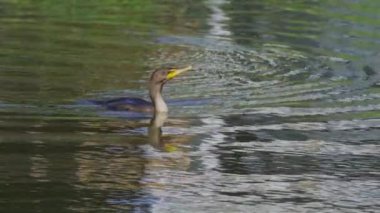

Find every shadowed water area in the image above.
[0,0,379,212]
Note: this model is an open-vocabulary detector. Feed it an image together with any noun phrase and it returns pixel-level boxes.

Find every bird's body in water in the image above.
[94,66,192,113]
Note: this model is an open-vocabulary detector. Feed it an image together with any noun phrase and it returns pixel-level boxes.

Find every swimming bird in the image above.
[95,66,192,113]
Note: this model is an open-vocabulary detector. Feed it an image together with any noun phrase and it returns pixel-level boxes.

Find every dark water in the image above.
[1,0,379,212]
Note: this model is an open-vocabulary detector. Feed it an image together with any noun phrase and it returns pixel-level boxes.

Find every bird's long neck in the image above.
[149,83,168,113]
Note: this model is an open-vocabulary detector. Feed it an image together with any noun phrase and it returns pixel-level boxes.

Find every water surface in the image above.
[0,0,379,212]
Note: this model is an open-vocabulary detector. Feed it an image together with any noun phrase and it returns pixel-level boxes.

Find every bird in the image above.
[93,66,192,113]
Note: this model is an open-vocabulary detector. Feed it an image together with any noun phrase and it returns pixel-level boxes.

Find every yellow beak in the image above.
[166,66,192,80]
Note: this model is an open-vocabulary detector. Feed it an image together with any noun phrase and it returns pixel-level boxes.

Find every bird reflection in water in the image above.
[74,112,192,211]
[148,112,168,149]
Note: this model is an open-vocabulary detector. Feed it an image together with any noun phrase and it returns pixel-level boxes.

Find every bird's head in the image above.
[150,66,192,85]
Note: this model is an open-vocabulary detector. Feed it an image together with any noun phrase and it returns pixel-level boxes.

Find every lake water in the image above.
[0,0,379,212]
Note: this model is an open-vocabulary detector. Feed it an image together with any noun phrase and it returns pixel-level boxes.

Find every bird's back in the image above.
[93,97,154,112]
